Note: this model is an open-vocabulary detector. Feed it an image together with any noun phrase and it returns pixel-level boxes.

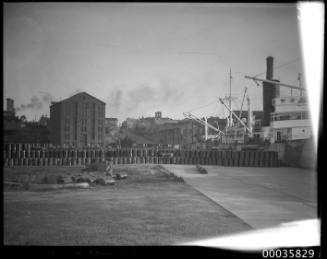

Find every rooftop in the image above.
[50,92,105,106]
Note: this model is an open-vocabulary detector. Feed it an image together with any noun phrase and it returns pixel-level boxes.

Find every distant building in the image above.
[3,98,21,131]
[49,92,105,147]
[6,98,15,116]
[155,111,162,119]
[3,98,16,119]
[152,119,205,148]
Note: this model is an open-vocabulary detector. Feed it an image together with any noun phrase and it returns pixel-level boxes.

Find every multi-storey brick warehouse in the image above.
[49,92,105,147]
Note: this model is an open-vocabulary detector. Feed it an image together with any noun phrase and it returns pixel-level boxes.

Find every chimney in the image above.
[6,98,15,115]
[262,56,275,127]
[266,56,274,80]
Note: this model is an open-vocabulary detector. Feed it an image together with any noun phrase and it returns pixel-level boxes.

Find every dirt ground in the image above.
[4,165,252,245]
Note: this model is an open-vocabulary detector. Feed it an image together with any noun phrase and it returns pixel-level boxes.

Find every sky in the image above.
[4,3,304,123]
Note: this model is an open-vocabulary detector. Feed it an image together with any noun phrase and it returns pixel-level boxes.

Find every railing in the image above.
[271,111,309,122]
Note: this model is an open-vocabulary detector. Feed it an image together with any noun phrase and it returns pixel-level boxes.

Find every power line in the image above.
[188,100,217,113]
[254,57,301,77]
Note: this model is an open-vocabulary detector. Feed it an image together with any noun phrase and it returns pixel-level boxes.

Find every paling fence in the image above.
[3,144,280,167]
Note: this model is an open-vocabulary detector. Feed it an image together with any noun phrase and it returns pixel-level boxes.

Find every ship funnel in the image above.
[262,56,279,126]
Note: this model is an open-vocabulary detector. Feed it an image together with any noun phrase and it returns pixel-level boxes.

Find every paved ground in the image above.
[163,165,317,229]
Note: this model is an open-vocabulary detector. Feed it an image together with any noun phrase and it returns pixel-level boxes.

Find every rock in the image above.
[76,177,91,184]
[57,175,65,184]
[196,164,208,174]
[94,178,106,186]
[104,178,115,185]
[63,177,73,184]
[115,173,127,180]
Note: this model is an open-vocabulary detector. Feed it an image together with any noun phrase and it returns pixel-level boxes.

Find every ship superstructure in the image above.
[270,95,311,142]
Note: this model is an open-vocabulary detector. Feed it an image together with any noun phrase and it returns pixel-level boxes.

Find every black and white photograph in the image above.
[3,1,323,253]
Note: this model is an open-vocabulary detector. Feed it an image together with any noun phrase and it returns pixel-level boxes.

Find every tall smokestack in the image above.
[6,98,15,115]
[266,56,274,80]
[262,56,278,126]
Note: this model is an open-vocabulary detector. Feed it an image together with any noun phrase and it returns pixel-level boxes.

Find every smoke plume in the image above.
[107,79,184,119]
[15,93,53,112]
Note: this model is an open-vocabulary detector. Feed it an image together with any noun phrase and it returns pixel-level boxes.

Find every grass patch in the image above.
[4,165,251,245]
[4,165,184,189]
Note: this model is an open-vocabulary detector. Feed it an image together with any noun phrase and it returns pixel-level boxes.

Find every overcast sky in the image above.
[4,3,304,123]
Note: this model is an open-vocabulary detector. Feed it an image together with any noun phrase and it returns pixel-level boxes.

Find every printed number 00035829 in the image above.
[262,249,315,258]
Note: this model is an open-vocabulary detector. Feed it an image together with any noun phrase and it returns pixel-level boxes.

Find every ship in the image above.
[217,56,315,168]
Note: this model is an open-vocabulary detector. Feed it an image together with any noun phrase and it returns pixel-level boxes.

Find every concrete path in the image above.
[163,165,317,229]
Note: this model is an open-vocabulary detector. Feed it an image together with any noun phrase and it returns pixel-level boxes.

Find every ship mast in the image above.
[229,68,232,128]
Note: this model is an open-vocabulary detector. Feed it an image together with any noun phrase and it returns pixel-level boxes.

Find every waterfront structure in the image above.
[49,92,105,147]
